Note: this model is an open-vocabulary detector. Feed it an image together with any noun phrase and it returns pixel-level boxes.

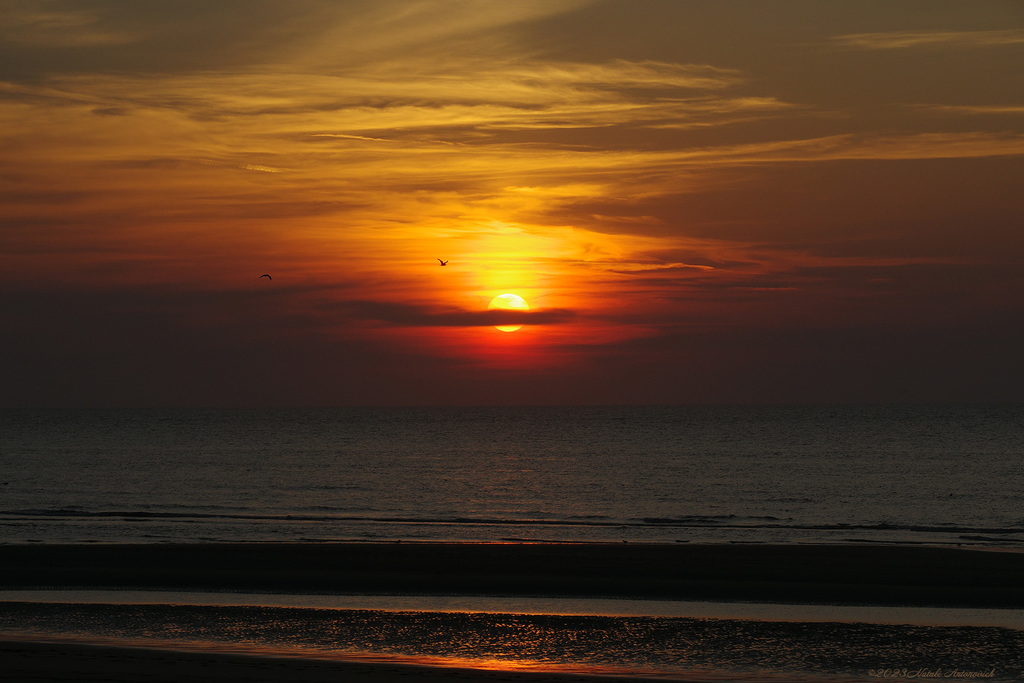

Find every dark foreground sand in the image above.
[0,639,675,683]
[2,541,1023,607]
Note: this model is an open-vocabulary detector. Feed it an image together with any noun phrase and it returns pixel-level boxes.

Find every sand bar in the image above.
[2,542,1023,608]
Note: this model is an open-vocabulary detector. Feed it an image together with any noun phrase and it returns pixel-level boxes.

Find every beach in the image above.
[3,542,1024,682]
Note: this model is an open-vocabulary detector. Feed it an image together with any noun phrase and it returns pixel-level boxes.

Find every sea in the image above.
[2,404,1023,681]
[2,404,1023,547]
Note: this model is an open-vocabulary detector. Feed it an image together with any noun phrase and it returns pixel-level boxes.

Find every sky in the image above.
[2,0,1023,407]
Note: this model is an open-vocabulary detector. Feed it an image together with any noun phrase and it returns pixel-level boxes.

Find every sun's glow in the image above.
[488,293,529,332]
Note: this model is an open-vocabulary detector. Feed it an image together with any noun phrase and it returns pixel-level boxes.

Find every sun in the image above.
[488,293,529,332]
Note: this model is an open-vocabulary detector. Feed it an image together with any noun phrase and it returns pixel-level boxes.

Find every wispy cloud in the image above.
[10,59,755,133]
[917,104,1024,116]
[832,29,1024,50]
[0,5,140,47]
[604,262,715,274]
[290,0,594,68]
[664,132,1024,164]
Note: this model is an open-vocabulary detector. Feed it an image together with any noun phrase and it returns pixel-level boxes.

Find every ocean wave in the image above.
[2,508,1023,539]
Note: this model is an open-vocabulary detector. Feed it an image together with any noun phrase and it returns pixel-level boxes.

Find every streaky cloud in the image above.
[832,29,1024,50]
[605,262,715,274]
[916,104,1024,116]
[0,6,141,47]
[336,300,577,328]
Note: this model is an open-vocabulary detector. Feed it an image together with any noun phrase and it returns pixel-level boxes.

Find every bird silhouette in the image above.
[259,274,272,280]
[437,259,448,266]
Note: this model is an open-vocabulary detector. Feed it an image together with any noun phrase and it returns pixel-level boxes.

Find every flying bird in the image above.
[259,274,272,280]
[437,259,448,266]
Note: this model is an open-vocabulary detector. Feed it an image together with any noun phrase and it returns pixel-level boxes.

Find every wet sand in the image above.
[0,639,681,683]
[2,542,1023,607]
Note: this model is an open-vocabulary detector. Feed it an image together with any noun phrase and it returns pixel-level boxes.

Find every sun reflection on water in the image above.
[2,602,1023,682]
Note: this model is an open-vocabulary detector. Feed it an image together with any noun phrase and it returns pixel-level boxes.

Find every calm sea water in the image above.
[1,405,1022,547]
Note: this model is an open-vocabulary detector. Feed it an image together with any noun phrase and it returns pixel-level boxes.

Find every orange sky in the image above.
[2,1,1023,406]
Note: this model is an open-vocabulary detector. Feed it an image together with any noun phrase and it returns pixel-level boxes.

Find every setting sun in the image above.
[487,293,529,332]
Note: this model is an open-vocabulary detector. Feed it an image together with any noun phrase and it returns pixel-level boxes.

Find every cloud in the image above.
[6,58,756,136]
[639,133,1024,170]
[917,104,1024,116]
[502,60,743,91]
[0,5,141,47]
[337,300,577,328]
[291,0,594,67]
[832,29,1024,50]
[604,262,715,274]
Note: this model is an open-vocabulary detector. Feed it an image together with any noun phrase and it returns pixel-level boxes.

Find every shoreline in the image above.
[2,542,1023,608]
